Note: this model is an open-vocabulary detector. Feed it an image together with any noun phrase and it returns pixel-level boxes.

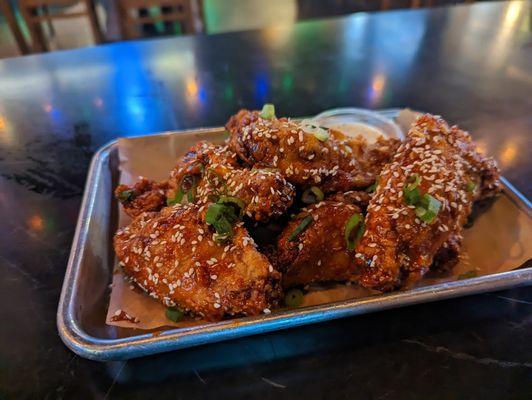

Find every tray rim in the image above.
[57,120,532,361]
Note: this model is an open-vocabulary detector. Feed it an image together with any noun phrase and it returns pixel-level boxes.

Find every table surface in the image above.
[1,1,531,399]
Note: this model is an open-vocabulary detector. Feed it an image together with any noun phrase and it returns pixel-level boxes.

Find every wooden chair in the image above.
[117,0,201,40]
[0,1,30,55]
[18,0,103,52]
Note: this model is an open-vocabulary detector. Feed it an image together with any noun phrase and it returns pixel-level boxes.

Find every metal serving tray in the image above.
[57,110,532,361]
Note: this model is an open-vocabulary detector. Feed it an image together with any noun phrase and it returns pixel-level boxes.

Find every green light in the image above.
[282,73,294,91]
[224,84,234,100]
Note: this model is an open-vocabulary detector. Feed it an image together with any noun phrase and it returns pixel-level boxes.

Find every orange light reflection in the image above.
[29,215,44,232]
[500,142,517,167]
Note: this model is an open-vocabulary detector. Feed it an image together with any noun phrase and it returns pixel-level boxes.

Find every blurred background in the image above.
[0,0,502,58]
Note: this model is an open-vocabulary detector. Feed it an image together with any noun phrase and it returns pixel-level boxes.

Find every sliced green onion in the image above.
[217,195,246,217]
[301,186,324,204]
[205,197,245,244]
[205,203,238,235]
[405,173,421,190]
[344,213,365,250]
[187,176,199,203]
[301,120,329,142]
[403,174,422,205]
[165,307,184,322]
[457,270,477,280]
[415,194,441,224]
[213,232,231,244]
[205,195,247,242]
[366,177,379,193]
[117,189,135,203]
[167,174,200,205]
[313,127,329,142]
[466,181,477,192]
[288,215,313,242]
[421,193,441,214]
[187,188,195,203]
[404,186,421,205]
[284,288,304,307]
[167,188,185,206]
[259,103,276,119]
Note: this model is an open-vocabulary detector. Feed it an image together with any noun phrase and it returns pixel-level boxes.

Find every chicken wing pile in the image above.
[113,106,500,321]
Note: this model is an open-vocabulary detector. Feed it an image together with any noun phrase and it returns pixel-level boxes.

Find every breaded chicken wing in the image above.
[114,203,281,320]
[226,109,400,192]
[168,142,296,222]
[276,192,368,288]
[356,114,501,291]
[115,142,295,222]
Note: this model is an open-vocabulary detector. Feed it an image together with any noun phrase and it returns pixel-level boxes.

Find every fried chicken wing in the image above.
[356,114,501,291]
[226,109,400,192]
[276,192,368,288]
[115,142,295,223]
[115,178,169,218]
[166,142,296,222]
[114,203,281,320]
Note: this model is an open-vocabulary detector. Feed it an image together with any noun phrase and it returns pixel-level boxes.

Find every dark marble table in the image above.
[1,1,531,398]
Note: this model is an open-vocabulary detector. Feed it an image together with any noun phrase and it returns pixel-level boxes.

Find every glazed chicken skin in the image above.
[276,192,369,288]
[114,203,281,320]
[168,142,296,222]
[115,142,295,222]
[115,178,168,218]
[356,114,501,291]
[226,109,400,193]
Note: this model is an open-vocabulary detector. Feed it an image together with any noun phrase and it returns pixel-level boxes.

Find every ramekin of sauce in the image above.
[313,108,404,143]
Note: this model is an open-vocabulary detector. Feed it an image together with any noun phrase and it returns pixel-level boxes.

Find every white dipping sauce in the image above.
[329,122,385,144]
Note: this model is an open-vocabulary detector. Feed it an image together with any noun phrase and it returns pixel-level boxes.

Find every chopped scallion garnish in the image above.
[284,288,304,307]
[313,127,329,142]
[344,213,365,250]
[404,186,421,205]
[217,195,246,217]
[301,186,324,204]
[405,173,421,190]
[117,189,135,203]
[415,194,441,224]
[259,103,276,119]
[213,232,231,244]
[206,203,238,235]
[187,188,195,203]
[167,188,185,206]
[366,177,379,193]
[403,174,422,205]
[165,307,184,322]
[457,270,477,280]
[300,120,330,142]
[466,181,477,192]
[205,196,246,242]
[288,215,313,242]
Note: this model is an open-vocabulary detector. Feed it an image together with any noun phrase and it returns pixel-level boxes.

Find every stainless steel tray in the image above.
[57,110,532,361]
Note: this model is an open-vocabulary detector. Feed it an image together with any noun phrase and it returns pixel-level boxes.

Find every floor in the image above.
[0,0,480,59]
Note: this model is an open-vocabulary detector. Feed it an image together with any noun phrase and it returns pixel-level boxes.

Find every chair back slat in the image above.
[18,0,103,52]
